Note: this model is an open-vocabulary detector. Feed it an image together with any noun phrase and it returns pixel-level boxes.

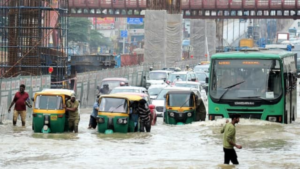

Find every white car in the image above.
[110,86,147,94]
[174,81,207,101]
[152,87,193,117]
[167,71,197,85]
[146,70,173,88]
[148,84,167,100]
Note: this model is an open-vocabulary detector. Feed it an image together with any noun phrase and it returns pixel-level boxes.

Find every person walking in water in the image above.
[137,99,151,132]
[88,94,100,129]
[221,114,242,165]
[65,94,80,133]
[8,84,32,127]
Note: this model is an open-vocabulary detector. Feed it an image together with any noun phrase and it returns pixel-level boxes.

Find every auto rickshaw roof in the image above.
[101,94,143,101]
[36,89,75,96]
[167,90,196,95]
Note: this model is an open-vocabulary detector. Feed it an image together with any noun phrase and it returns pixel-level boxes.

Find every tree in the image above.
[89,29,110,48]
[68,17,91,43]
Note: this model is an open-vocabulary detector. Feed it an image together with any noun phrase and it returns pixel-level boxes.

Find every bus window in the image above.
[210,59,282,101]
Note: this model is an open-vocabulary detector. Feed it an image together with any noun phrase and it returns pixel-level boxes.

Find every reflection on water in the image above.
[0,104,300,169]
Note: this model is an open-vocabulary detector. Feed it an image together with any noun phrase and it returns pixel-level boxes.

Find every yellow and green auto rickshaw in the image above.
[32,89,76,133]
[164,90,205,125]
[97,94,144,134]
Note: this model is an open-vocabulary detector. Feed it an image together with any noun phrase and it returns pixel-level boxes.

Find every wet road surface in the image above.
[0,96,300,169]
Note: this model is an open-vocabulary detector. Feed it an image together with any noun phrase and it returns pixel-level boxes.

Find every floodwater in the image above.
[1,94,300,169]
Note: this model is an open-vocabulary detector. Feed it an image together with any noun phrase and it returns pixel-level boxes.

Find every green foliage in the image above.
[68,17,91,42]
[89,29,110,48]
[68,17,110,48]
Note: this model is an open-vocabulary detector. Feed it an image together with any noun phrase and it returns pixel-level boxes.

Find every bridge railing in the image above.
[69,0,300,10]
[69,0,147,9]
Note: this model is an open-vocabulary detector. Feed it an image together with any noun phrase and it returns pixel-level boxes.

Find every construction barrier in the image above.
[0,75,51,124]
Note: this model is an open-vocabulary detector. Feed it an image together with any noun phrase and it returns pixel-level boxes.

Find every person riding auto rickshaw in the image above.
[164,90,206,125]
[32,89,78,133]
[97,94,152,134]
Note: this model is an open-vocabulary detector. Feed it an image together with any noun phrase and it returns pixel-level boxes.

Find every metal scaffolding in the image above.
[0,0,68,82]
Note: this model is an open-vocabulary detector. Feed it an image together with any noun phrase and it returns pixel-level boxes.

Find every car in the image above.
[195,71,209,93]
[174,81,207,101]
[148,84,167,100]
[166,71,197,85]
[110,86,147,94]
[152,86,192,117]
[162,67,176,71]
[98,78,129,94]
[115,92,157,125]
[146,70,173,88]
[193,64,209,73]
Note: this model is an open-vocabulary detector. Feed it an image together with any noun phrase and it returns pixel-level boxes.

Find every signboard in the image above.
[93,17,115,24]
[91,17,115,30]
[121,30,128,38]
[127,18,143,25]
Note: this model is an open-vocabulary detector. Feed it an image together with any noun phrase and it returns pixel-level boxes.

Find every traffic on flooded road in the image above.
[1,49,300,169]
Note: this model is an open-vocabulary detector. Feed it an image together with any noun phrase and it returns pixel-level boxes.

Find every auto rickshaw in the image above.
[164,90,206,125]
[32,89,76,133]
[97,94,146,134]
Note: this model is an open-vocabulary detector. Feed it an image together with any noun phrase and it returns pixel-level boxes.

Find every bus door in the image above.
[291,73,297,122]
[284,72,292,124]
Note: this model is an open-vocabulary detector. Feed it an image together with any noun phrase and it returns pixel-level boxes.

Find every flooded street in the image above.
[1,94,300,169]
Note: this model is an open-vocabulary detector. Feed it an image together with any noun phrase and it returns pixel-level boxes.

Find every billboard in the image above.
[93,17,115,24]
[91,17,115,30]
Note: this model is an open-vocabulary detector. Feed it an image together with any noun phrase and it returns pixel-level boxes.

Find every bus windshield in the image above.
[210,59,282,101]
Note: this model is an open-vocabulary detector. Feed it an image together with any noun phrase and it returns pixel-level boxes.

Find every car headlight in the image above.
[170,112,175,117]
[268,116,277,122]
[187,112,192,117]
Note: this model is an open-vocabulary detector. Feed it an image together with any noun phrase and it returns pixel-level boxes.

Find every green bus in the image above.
[207,50,297,124]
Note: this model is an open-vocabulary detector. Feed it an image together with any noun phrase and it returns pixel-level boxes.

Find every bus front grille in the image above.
[228,113,262,119]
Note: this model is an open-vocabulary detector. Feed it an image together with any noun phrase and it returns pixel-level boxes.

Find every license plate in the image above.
[51,115,57,121]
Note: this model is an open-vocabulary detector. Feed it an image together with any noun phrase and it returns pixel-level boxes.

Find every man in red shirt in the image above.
[8,84,32,126]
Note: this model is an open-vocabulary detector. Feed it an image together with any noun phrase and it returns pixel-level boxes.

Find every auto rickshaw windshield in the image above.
[35,95,63,110]
[168,93,193,107]
[99,98,128,113]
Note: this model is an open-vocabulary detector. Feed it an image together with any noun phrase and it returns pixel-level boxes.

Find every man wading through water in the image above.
[8,84,32,127]
[65,94,80,133]
[221,114,242,165]
[137,99,152,132]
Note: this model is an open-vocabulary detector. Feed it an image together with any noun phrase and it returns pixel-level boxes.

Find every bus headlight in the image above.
[170,112,175,117]
[187,112,192,117]
[268,116,277,122]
